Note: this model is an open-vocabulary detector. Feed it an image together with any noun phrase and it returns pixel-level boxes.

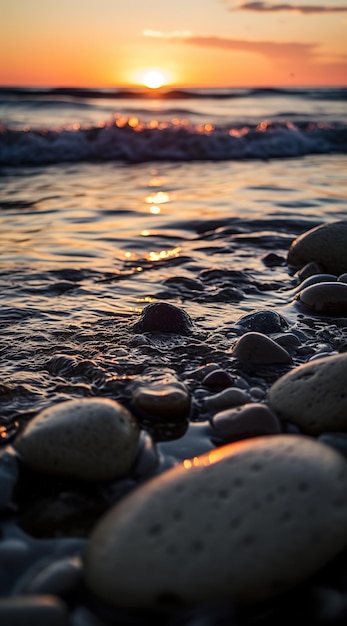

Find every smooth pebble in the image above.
[230,332,292,365]
[267,353,347,435]
[211,403,281,442]
[84,435,347,610]
[203,387,250,412]
[131,370,190,420]
[13,398,140,480]
[296,281,347,314]
[287,221,347,275]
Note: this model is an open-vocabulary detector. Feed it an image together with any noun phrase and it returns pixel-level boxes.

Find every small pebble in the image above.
[211,403,282,442]
[202,369,234,389]
[287,221,347,275]
[203,387,250,412]
[0,595,69,626]
[130,370,190,419]
[132,302,193,334]
[296,261,323,280]
[13,398,140,480]
[296,281,347,315]
[267,352,347,435]
[230,332,292,365]
[84,435,347,610]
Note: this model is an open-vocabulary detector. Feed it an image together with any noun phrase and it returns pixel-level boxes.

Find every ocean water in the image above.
[1,86,347,434]
[1,86,347,623]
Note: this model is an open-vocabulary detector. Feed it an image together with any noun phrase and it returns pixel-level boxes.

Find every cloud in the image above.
[143,31,317,60]
[232,2,347,13]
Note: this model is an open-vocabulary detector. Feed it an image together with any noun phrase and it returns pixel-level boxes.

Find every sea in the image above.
[1,86,347,623]
[0,85,347,434]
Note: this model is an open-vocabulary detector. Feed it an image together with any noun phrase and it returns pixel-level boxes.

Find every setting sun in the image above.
[142,70,166,89]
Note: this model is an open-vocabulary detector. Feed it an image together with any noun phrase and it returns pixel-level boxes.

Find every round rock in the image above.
[211,403,282,442]
[267,353,347,435]
[133,302,193,334]
[236,310,289,334]
[13,398,140,480]
[287,221,347,275]
[296,282,347,315]
[84,435,347,610]
[230,332,292,365]
[130,370,190,420]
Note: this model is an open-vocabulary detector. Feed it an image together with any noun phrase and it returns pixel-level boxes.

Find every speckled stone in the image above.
[230,332,292,365]
[287,221,347,275]
[13,398,140,480]
[211,403,282,442]
[267,353,347,435]
[296,282,347,314]
[84,435,347,610]
[133,302,193,334]
[130,370,190,419]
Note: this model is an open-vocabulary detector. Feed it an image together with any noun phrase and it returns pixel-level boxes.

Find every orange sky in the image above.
[1,0,346,87]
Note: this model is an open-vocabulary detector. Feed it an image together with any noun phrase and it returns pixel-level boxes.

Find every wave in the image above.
[1,86,347,101]
[1,119,346,166]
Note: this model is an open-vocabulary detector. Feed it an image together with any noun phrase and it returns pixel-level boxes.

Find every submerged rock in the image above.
[287,221,347,275]
[133,302,193,334]
[267,353,347,435]
[84,435,347,610]
[13,398,140,480]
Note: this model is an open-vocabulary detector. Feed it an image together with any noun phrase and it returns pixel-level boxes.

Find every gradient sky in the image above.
[1,0,346,87]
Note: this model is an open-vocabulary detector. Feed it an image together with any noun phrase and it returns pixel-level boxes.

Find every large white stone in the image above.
[84,435,347,610]
[13,398,140,480]
[267,353,347,435]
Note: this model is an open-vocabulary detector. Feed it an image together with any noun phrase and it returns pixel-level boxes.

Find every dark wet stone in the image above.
[202,369,234,390]
[236,309,289,334]
[262,252,285,267]
[132,302,193,334]
[296,282,347,315]
[288,221,347,275]
[211,403,282,442]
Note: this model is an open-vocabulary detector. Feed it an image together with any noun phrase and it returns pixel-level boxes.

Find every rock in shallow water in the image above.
[296,281,347,315]
[267,353,347,435]
[13,398,140,480]
[84,435,347,610]
[287,221,347,275]
[133,302,193,334]
[130,370,191,420]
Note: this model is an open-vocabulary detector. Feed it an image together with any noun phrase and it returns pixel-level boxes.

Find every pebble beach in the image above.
[1,87,347,625]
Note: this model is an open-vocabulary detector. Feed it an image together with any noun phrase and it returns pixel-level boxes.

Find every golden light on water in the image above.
[149,206,161,214]
[145,191,170,204]
[147,247,181,262]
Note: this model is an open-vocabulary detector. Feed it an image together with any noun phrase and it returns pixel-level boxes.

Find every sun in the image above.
[142,69,166,89]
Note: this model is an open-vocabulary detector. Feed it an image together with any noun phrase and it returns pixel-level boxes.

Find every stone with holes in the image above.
[84,435,347,610]
[267,353,347,435]
[287,221,347,275]
[13,398,140,480]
